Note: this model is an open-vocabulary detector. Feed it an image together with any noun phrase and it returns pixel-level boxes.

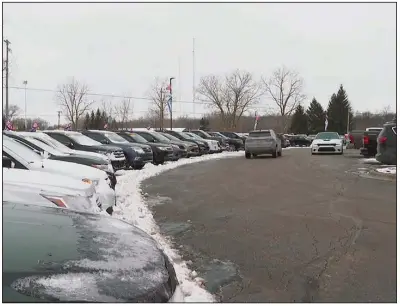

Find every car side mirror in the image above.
[68,142,74,148]
[3,156,14,168]
[40,151,50,159]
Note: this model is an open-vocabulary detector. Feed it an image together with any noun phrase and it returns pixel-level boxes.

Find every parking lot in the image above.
[143,148,397,302]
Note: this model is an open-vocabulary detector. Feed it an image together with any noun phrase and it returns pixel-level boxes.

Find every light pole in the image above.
[23,80,28,130]
[169,77,175,130]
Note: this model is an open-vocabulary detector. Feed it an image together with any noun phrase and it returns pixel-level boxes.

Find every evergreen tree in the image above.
[101,111,108,129]
[290,105,308,134]
[306,98,325,134]
[90,110,96,129]
[83,113,90,130]
[326,85,353,134]
[94,108,102,129]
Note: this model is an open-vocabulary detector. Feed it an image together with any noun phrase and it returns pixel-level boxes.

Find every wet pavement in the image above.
[142,148,397,302]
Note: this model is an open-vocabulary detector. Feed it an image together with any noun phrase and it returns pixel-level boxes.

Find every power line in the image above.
[7,85,273,111]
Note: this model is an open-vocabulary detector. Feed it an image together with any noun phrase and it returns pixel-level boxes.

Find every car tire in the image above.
[245,152,251,159]
[272,147,277,158]
[278,149,282,157]
[253,154,258,158]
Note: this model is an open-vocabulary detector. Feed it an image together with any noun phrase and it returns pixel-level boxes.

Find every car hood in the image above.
[3,168,94,196]
[70,149,109,162]
[4,203,175,302]
[147,142,171,148]
[89,144,123,152]
[29,159,108,181]
[111,142,151,150]
[312,139,342,145]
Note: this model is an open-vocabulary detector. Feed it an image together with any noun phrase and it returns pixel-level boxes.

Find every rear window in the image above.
[249,131,271,138]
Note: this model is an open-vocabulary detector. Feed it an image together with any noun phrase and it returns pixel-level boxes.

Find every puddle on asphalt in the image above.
[199,259,241,294]
[146,195,172,207]
[159,221,192,236]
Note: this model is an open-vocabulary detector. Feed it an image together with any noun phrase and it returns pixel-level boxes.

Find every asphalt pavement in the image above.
[142,148,397,302]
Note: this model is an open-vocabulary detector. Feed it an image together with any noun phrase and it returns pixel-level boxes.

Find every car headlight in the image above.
[97,151,109,156]
[132,147,145,154]
[157,146,168,151]
[41,194,67,208]
[335,143,342,146]
[171,144,179,149]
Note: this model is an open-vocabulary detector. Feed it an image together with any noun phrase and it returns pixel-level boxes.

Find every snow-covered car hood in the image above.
[70,149,110,162]
[312,139,342,145]
[3,168,95,197]
[6,203,177,302]
[29,159,108,181]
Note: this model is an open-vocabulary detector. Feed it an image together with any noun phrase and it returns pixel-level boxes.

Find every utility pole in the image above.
[4,39,11,120]
[57,111,61,129]
[23,80,28,130]
[192,37,196,117]
[169,77,175,130]
[160,88,164,130]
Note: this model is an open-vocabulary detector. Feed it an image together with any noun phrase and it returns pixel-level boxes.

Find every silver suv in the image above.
[245,129,282,159]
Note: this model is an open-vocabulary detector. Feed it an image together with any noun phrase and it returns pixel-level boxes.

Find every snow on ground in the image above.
[361,158,382,164]
[376,167,396,175]
[113,151,244,302]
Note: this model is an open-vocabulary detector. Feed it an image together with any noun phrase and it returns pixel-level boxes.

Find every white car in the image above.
[18,131,111,163]
[311,132,344,155]
[3,135,116,211]
[185,132,220,152]
[3,168,102,213]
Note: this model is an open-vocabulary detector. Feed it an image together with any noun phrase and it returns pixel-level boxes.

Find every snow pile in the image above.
[376,167,396,175]
[361,158,381,164]
[114,151,243,302]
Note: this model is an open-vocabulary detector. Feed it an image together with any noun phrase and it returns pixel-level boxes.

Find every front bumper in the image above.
[187,146,200,156]
[111,158,127,171]
[129,152,154,167]
[96,179,117,209]
[154,149,174,163]
[312,145,343,154]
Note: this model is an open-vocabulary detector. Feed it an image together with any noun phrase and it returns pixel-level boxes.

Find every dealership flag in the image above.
[324,115,328,131]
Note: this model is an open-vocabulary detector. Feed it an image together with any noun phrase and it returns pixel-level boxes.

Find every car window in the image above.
[249,131,271,137]
[3,137,42,163]
[128,133,148,143]
[104,132,129,143]
[161,133,179,141]
[69,133,102,146]
[85,132,106,142]
[135,132,155,142]
[47,133,72,146]
[25,137,65,156]
[315,132,340,140]
[150,132,171,142]
[177,132,192,140]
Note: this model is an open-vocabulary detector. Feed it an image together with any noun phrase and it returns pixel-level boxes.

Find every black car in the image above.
[82,130,153,170]
[183,129,227,149]
[115,131,174,165]
[219,131,247,144]
[3,200,181,302]
[3,131,117,189]
[132,130,181,161]
[162,130,210,155]
[158,132,200,157]
[376,119,397,165]
[44,130,126,171]
[208,131,243,151]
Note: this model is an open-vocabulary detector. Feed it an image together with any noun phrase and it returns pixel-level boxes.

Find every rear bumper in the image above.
[360,147,376,157]
[245,146,275,154]
[312,146,342,154]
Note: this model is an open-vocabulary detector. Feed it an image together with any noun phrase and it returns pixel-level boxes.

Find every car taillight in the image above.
[363,135,369,145]
[378,136,387,144]
[41,195,67,207]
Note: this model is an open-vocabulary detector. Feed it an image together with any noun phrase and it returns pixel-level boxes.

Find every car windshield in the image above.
[177,132,192,140]
[69,133,102,146]
[31,133,73,153]
[213,132,227,139]
[249,131,271,137]
[3,137,42,163]
[196,130,211,137]
[315,132,340,140]
[161,133,181,142]
[186,132,202,140]
[25,137,66,156]
[128,133,148,143]
[150,132,171,142]
[104,132,129,143]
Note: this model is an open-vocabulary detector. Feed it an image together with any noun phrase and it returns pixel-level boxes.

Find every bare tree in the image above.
[197,70,261,129]
[55,78,93,130]
[262,66,306,132]
[115,98,132,129]
[101,99,114,118]
[147,78,169,129]
[3,104,20,120]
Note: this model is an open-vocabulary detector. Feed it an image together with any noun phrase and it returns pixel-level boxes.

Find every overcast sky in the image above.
[3,2,396,125]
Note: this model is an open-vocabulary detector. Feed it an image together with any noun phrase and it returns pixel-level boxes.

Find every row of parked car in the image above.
[2,127,248,302]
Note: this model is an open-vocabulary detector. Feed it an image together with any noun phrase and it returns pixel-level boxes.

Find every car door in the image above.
[136,132,157,143]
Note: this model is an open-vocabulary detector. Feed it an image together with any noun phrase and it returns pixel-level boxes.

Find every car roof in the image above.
[43,130,81,135]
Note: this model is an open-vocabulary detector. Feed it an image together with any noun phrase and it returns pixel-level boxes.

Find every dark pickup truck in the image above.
[360,128,383,157]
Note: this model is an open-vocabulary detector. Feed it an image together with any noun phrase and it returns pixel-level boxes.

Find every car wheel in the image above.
[272,147,277,158]
[245,152,251,159]
[278,150,282,157]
